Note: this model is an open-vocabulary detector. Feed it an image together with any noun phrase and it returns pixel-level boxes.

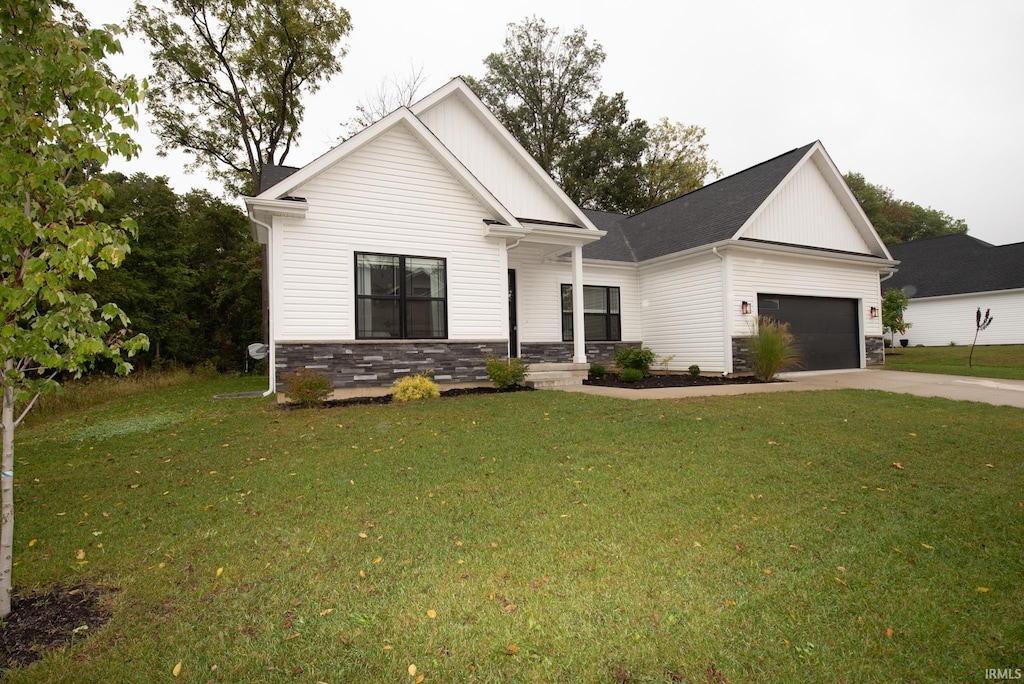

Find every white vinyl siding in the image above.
[510,257,641,343]
[730,251,884,340]
[743,160,874,255]
[273,123,504,341]
[418,96,577,224]
[638,255,726,372]
[895,289,1024,346]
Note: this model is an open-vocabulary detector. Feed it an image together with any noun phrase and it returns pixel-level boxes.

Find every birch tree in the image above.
[0,0,148,617]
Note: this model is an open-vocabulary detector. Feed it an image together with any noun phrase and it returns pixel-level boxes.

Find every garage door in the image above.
[757,294,860,371]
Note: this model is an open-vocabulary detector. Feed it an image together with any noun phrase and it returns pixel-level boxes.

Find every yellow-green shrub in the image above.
[392,373,440,402]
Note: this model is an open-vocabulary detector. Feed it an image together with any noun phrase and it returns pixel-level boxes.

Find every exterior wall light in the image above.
[869,306,879,318]
[741,301,752,315]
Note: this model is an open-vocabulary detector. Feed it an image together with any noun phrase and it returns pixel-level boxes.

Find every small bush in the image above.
[613,346,655,377]
[589,364,606,379]
[688,364,701,377]
[282,368,333,407]
[485,355,527,390]
[392,373,440,402]
[747,317,801,381]
[620,368,644,383]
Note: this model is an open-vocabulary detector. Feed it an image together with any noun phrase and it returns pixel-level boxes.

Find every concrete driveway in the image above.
[557,368,1024,408]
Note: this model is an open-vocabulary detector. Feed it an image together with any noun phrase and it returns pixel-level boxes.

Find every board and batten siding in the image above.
[638,255,726,372]
[743,161,874,255]
[509,257,641,344]
[729,251,884,340]
[273,122,505,342]
[895,289,1024,346]
[417,96,577,225]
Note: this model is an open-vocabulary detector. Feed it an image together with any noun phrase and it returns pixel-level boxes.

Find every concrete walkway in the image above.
[555,368,1024,408]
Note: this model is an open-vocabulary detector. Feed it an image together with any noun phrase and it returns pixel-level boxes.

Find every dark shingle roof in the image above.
[581,143,817,262]
[260,164,301,194]
[886,233,1024,298]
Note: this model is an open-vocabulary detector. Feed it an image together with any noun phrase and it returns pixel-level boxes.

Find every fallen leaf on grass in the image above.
[284,633,300,641]
[372,557,382,564]
[506,644,519,654]
[415,677,424,684]
[921,543,934,550]
[408,663,417,676]
[75,549,85,560]
[319,608,334,616]
[977,587,990,593]
[834,577,847,586]
[28,539,36,547]
[986,463,995,468]
[216,567,223,579]
[426,609,437,619]
[885,627,894,639]
[172,661,183,677]
[358,532,368,539]
[892,462,904,470]
[836,566,847,573]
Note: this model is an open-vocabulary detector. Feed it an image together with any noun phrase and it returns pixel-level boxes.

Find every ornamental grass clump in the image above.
[485,355,527,390]
[282,368,333,407]
[748,316,801,381]
[392,373,440,402]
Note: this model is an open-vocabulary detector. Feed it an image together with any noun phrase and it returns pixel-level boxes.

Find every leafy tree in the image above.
[881,287,911,346]
[129,0,353,196]
[845,172,968,244]
[637,119,721,211]
[83,175,262,369]
[466,16,605,177]
[468,17,719,214]
[0,0,147,617]
[559,93,649,214]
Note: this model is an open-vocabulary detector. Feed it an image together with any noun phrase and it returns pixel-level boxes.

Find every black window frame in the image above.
[561,284,621,342]
[355,252,447,340]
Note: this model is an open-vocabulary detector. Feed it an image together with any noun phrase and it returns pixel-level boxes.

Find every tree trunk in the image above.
[1,359,15,618]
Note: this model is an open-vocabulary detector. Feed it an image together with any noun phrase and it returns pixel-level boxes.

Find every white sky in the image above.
[79,0,1023,246]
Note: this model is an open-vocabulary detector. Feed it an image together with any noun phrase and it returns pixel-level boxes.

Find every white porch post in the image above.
[571,244,586,364]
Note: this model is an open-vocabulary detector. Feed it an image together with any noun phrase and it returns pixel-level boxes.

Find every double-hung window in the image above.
[356,253,447,339]
[561,284,621,341]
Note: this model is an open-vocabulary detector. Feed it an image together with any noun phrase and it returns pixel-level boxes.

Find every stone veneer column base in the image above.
[275,340,506,391]
[519,341,642,367]
[865,336,885,366]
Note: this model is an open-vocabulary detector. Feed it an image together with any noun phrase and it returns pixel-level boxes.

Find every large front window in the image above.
[561,284,621,341]
[356,253,447,339]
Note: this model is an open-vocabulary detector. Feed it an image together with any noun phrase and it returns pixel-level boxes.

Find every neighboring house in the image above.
[245,78,896,394]
[886,234,1024,346]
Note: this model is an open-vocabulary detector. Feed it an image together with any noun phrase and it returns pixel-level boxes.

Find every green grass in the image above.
[884,344,1024,380]
[7,376,1024,682]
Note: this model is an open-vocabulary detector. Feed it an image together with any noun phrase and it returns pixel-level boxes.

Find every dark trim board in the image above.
[757,294,861,370]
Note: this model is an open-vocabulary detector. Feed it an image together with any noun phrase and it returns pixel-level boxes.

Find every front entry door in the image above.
[508,269,518,357]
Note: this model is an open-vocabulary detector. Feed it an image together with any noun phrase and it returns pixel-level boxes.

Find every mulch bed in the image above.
[316,383,534,408]
[585,373,775,390]
[0,582,113,670]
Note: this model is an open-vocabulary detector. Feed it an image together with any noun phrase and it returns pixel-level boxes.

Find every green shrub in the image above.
[392,373,440,402]
[485,355,527,390]
[747,317,801,381]
[589,364,606,379]
[282,368,333,407]
[688,364,701,377]
[613,346,655,377]
[620,368,644,383]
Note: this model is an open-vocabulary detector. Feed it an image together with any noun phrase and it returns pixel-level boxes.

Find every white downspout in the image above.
[248,211,276,397]
[712,246,733,376]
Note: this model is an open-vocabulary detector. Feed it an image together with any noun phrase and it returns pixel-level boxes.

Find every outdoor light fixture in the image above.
[870,306,879,318]
[741,301,752,315]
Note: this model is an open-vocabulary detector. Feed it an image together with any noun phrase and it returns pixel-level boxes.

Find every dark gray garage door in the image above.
[757,294,860,371]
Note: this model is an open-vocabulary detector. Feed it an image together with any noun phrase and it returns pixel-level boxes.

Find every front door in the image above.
[508,269,518,357]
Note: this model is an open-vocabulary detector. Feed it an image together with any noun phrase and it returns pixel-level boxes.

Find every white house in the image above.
[887,234,1024,346]
[245,78,896,395]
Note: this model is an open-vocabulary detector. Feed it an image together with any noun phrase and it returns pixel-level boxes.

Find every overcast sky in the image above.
[79,0,1023,246]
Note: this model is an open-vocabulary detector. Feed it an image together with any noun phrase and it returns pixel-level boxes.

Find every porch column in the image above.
[571,244,586,364]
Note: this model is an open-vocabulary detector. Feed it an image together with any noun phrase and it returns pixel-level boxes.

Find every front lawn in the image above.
[884,344,1024,380]
[6,376,1023,681]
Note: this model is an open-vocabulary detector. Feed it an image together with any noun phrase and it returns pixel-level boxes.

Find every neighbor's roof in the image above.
[582,143,816,262]
[886,233,1024,298]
